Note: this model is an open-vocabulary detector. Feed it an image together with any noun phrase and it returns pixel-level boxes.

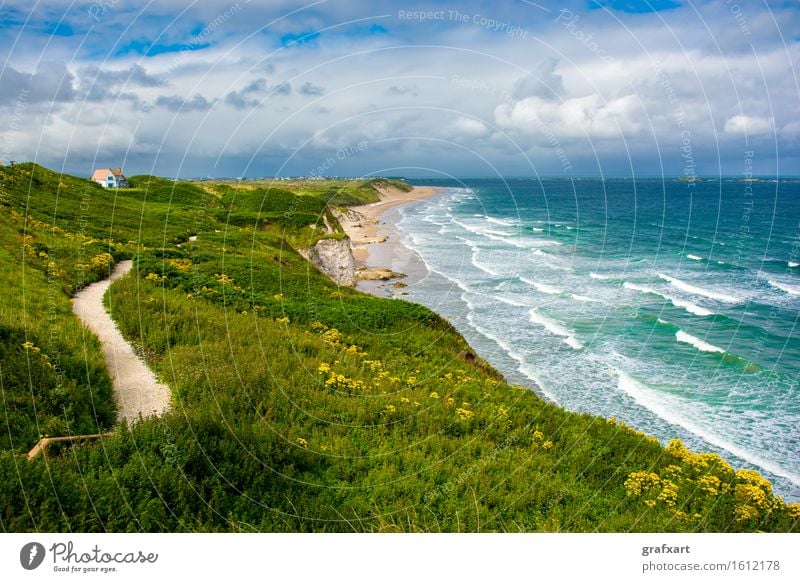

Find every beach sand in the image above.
[338,185,440,297]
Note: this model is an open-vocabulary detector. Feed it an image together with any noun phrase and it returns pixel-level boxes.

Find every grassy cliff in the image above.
[0,163,797,532]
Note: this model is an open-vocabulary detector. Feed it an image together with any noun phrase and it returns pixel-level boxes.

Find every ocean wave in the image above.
[658,273,740,303]
[687,254,703,261]
[623,282,714,317]
[768,280,800,295]
[520,277,561,295]
[675,330,725,354]
[454,219,554,249]
[571,294,602,303]
[480,228,513,238]
[517,363,557,401]
[532,227,544,232]
[495,295,528,308]
[528,309,583,349]
[470,256,501,277]
[486,216,517,227]
[789,262,799,268]
[589,272,611,280]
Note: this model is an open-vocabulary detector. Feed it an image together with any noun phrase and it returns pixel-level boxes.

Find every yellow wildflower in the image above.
[428,391,440,399]
[455,407,474,421]
[657,480,679,507]
[698,475,721,496]
[624,471,661,497]
[296,437,308,448]
[787,503,800,521]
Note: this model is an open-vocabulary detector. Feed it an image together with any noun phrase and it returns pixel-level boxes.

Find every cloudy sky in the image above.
[1,0,798,178]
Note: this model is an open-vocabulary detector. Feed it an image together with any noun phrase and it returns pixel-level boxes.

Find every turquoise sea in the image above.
[398,178,800,501]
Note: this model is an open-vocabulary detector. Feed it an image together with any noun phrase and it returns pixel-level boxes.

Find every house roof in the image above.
[92,168,126,181]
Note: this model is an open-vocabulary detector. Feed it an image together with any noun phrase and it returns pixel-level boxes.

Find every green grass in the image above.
[0,163,797,532]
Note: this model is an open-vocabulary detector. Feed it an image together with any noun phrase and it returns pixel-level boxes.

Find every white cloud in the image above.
[724,115,774,136]
[495,93,644,140]
[453,117,488,136]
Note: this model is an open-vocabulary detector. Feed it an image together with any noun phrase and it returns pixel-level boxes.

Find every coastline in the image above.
[339,185,442,297]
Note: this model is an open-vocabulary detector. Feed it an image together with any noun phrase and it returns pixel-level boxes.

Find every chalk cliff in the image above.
[300,237,356,287]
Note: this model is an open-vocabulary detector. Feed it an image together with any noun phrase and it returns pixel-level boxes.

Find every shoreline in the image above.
[339,185,442,297]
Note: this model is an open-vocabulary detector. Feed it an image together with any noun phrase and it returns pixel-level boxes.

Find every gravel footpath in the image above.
[72,260,170,424]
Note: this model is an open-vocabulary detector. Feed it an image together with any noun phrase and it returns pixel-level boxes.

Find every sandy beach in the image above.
[338,185,441,296]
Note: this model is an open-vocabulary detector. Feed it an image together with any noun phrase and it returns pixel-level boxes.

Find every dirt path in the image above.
[72,260,170,424]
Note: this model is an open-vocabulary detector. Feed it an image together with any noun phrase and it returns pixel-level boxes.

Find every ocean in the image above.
[396,177,800,501]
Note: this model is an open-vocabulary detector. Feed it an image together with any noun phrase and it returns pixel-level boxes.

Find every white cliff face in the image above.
[302,237,355,286]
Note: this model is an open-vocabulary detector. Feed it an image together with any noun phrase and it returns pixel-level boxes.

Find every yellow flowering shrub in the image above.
[787,504,800,520]
[697,474,722,496]
[624,471,661,497]
[214,273,243,291]
[166,258,193,272]
[90,252,113,272]
[455,407,474,421]
[658,480,679,507]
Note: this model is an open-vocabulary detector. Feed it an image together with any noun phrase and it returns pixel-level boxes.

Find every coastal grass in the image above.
[0,163,797,532]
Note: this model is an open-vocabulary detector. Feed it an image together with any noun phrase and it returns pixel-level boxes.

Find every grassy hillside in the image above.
[0,163,797,532]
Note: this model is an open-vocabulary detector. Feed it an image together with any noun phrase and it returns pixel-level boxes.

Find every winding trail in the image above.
[72,260,170,424]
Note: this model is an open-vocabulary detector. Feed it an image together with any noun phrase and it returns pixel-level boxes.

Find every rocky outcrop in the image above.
[355,266,405,281]
[301,237,356,286]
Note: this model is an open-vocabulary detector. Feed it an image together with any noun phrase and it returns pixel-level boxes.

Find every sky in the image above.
[0,0,798,178]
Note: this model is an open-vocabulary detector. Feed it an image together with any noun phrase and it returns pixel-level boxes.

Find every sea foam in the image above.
[528,309,583,349]
[623,282,714,316]
[676,330,725,354]
[521,277,561,295]
[658,273,739,303]
[769,280,800,296]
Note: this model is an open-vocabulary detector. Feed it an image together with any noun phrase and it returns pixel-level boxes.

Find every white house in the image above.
[91,168,129,188]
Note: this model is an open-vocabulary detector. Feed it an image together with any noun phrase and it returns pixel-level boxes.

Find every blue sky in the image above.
[0,0,798,177]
